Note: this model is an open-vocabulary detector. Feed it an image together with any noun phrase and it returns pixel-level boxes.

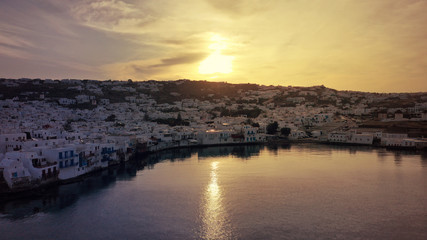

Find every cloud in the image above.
[106,61,174,80]
[0,27,35,49]
[0,45,33,59]
[150,52,208,68]
[70,0,157,33]
[103,51,209,81]
[206,0,276,16]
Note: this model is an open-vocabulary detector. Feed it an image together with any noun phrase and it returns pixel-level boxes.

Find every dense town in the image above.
[1,78,427,192]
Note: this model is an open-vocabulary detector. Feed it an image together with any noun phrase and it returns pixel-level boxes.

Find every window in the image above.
[59,152,63,159]
[59,161,63,168]
[12,172,18,178]
[70,150,74,157]
[65,151,68,158]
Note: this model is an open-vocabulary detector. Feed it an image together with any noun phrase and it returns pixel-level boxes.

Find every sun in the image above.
[199,52,234,74]
[199,34,235,75]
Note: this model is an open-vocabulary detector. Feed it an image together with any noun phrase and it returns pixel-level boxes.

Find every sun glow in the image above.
[199,34,235,75]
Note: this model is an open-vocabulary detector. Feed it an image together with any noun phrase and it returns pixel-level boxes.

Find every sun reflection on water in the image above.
[200,161,233,240]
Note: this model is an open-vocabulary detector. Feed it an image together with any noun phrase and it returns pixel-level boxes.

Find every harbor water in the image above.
[1,144,427,240]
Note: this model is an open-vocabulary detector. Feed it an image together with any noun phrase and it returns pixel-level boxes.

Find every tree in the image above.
[105,114,116,122]
[63,119,73,132]
[244,118,253,125]
[280,127,291,136]
[266,121,278,135]
[144,113,150,121]
[114,122,125,127]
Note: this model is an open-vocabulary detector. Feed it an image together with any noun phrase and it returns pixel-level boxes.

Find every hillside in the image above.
[1,78,426,111]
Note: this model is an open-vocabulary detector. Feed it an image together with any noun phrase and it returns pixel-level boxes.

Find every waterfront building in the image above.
[328,132,351,143]
[197,129,238,145]
[381,132,408,147]
[0,156,32,189]
[99,143,118,166]
[242,125,263,142]
[348,133,374,145]
[289,130,308,140]
[3,151,58,184]
[40,146,80,180]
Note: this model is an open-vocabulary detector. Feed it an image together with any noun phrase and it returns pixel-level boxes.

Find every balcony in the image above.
[101,149,116,155]
[33,161,57,169]
[101,155,111,162]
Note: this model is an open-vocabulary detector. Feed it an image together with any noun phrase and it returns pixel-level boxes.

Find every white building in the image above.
[381,133,408,147]
[197,129,239,145]
[0,133,27,153]
[0,157,32,189]
[328,132,350,143]
[75,95,91,104]
[348,133,373,145]
[58,98,76,105]
[40,146,80,180]
[3,151,58,184]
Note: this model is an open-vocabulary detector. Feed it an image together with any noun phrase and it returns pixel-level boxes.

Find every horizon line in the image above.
[1,77,426,94]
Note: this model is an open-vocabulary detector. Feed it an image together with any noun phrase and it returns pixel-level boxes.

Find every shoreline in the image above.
[1,139,425,201]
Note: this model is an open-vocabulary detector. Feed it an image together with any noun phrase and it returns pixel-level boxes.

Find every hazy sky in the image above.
[1,0,426,92]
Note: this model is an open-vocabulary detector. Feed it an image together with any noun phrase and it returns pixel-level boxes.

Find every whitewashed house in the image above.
[3,151,58,184]
[328,132,351,143]
[0,157,32,189]
[381,133,408,147]
[75,95,90,104]
[58,98,76,105]
[349,133,373,145]
[40,146,80,180]
[0,133,27,153]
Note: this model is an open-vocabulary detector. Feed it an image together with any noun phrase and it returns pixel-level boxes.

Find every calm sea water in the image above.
[1,144,427,240]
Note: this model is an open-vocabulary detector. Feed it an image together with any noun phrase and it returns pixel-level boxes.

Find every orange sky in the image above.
[0,0,426,92]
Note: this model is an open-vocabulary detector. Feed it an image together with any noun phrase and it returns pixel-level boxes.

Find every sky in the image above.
[0,0,426,92]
